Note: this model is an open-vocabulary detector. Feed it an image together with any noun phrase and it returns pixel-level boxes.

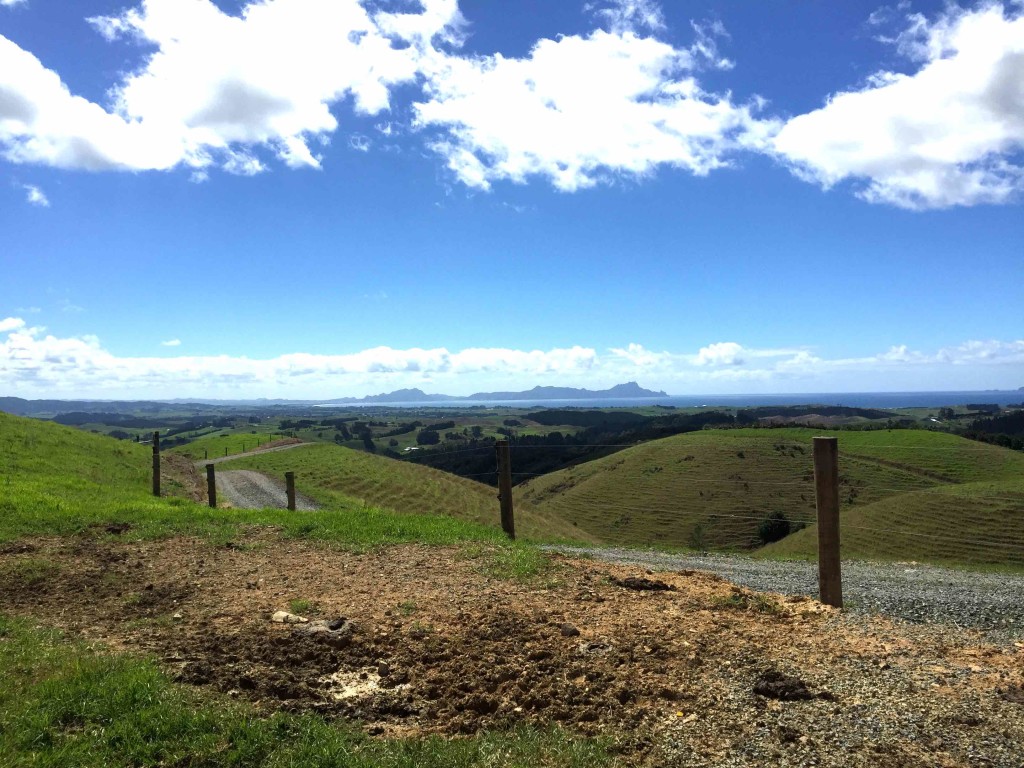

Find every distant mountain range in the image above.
[323,381,668,404]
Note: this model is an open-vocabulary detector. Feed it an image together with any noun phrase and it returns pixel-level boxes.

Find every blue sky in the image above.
[1,0,1022,399]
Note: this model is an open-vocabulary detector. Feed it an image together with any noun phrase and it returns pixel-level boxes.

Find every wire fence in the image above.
[406,436,1024,564]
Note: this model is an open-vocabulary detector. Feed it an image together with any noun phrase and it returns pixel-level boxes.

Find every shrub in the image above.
[758,511,791,545]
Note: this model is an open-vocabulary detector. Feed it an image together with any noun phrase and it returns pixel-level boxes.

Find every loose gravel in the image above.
[216,469,319,511]
[548,546,1024,641]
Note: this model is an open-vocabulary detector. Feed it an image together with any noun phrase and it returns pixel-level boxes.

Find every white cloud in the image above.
[1,0,458,175]
[694,341,745,366]
[586,0,665,34]
[937,339,1024,364]
[774,3,1024,209]
[413,21,776,191]
[0,36,185,171]
[4,319,1020,398]
[0,0,27,7]
[23,183,48,206]
[161,338,181,347]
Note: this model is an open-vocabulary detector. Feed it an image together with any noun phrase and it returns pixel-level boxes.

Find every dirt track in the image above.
[215,469,319,511]
[2,534,1023,766]
[201,440,313,465]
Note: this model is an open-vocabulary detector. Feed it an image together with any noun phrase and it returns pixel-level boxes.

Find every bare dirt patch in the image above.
[2,536,1023,766]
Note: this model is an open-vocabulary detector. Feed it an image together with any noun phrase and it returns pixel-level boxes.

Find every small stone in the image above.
[560,623,581,637]
[271,610,308,624]
[172,612,183,620]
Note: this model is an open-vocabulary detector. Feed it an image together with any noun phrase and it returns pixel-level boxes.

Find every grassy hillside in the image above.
[221,443,591,544]
[763,478,1024,569]
[516,428,1024,559]
[0,413,513,549]
[168,429,279,460]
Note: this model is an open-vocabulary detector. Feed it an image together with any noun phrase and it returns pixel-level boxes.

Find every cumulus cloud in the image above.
[1,0,458,175]
[160,338,181,347]
[4,319,1020,397]
[23,183,48,206]
[694,341,745,366]
[774,3,1024,209]
[3,0,1024,209]
[0,319,601,396]
[413,20,776,191]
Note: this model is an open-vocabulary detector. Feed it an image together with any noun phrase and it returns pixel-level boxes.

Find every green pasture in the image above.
[221,442,591,544]
[517,428,1024,565]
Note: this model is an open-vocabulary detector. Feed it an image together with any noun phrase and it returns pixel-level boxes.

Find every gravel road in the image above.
[201,441,313,465]
[216,469,319,511]
[548,546,1024,640]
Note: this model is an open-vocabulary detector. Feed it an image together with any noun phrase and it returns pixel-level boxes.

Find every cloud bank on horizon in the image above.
[2,316,1022,399]
[2,0,1023,209]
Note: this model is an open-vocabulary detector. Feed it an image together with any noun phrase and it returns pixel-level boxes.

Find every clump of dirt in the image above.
[1,536,1023,767]
[610,575,674,592]
[753,669,820,701]
[161,453,207,502]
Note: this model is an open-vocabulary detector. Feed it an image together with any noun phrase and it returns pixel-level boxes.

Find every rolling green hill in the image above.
[0,413,516,549]
[221,443,592,544]
[763,478,1024,568]
[516,428,1024,565]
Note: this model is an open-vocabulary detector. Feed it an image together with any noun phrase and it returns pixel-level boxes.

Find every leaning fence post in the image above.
[285,471,296,511]
[206,463,217,508]
[152,431,161,497]
[495,440,516,540]
[813,436,842,608]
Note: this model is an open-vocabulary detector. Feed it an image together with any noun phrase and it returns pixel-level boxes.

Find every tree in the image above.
[417,429,440,445]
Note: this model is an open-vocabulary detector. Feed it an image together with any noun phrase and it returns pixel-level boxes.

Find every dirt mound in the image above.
[2,536,1024,766]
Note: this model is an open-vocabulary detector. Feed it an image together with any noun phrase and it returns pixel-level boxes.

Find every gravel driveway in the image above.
[548,546,1024,640]
[202,441,313,465]
[216,469,319,511]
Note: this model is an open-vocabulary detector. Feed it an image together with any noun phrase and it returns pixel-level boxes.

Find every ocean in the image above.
[324,390,1024,410]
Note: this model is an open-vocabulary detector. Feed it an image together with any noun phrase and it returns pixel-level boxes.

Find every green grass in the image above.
[168,429,279,461]
[0,615,612,768]
[221,442,591,544]
[763,478,1024,569]
[0,413,570,585]
[516,428,1024,564]
[0,413,518,553]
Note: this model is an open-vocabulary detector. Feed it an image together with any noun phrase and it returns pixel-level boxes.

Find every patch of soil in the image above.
[2,536,1024,767]
[161,453,207,502]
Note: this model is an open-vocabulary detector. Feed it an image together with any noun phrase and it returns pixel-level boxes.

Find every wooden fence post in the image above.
[206,463,217,508]
[495,440,515,540]
[285,471,296,511]
[813,436,843,608]
[152,431,160,497]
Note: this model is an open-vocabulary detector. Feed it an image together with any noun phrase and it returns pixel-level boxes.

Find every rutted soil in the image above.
[2,535,1024,767]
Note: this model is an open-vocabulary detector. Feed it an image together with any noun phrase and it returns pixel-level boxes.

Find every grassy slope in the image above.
[516,428,1024,562]
[763,479,1024,568]
[168,429,278,460]
[222,443,592,544]
[0,413,509,549]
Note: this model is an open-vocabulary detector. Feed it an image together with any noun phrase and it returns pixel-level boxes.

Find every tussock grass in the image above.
[0,616,612,767]
[222,442,591,544]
